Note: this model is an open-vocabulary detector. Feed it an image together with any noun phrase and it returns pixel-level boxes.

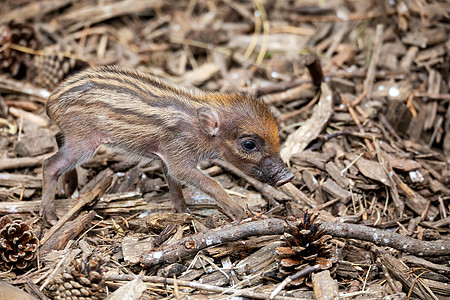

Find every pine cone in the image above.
[45,255,106,300]
[30,45,88,91]
[0,20,39,78]
[276,211,335,286]
[0,215,38,271]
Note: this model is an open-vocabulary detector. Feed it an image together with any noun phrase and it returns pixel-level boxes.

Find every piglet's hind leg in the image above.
[41,136,100,225]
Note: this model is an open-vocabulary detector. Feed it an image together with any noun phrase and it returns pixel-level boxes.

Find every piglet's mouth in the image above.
[275,171,294,187]
[275,175,294,187]
[251,166,294,187]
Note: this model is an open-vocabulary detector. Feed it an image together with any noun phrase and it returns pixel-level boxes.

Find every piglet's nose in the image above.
[275,170,294,187]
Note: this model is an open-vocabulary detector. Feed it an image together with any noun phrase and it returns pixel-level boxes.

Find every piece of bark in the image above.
[40,211,96,256]
[5,99,39,111]
[0,0,72,23]
[278,92,320,122]
[40,168,113,246]
[179,268,204,281]
[385,100,413,135]
[312,270,339,300]
[423,102,438,131]
[334,262,360,280]
[0,280,38,300]
[421,216,450,229]
[400,46,419,71]
[122,236,155,265]
[291,150,333,170]
[279,182,318,207]
[385,154,421,172]
[0,191,147,215]
[322,178,350,203]
[325,161,349,188]
[402,28,448,48]
[24,278,50,300]
[363,24,383,97]
[255,78,310,97]
[104,277,147,300]
[177,63,220,86]
[57,0,163,30]
[234,241,281,280]
[0,76,50,99]
[415,44,446,65]
[429,179,450,194]
[154,224,179,247]
[281,82,334,162]
[443,103,450,156]
[392,172,439,220]
[110,166,141,194]
[199,270,229,287]
[379,254,435,299]
[15,134,55,157]
[302,170,318,192]
[262,84,316,105]
[374,141,404,215]
[0,95,7,118]
[0,173,42,188]
[145,212,193,232]
[346,153,392,187]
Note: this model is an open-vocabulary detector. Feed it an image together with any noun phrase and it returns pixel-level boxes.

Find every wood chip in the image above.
[281,82,334,162]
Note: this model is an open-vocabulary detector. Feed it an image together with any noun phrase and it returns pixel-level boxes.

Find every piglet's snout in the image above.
[262,157,294,187]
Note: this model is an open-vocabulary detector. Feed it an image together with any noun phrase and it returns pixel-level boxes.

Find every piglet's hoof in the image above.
[40,207,58,226]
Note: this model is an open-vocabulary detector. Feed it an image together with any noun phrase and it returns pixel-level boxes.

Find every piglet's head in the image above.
[197,94,294,187]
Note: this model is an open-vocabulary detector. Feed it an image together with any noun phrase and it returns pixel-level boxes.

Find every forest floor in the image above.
[0,0,449,299]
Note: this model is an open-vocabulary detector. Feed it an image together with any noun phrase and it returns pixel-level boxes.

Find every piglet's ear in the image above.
[197,107,220,136]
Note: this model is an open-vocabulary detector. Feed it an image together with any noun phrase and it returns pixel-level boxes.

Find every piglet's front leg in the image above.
[177,168,247,220]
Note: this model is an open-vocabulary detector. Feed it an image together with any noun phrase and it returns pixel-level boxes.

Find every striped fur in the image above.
[47,65,280,167]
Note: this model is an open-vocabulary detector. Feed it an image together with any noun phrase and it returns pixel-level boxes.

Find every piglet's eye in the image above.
[242,140,256,151]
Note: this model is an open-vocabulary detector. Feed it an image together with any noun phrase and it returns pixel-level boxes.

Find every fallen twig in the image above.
[322,222,450,256]
[270,265,320,299]
[0,76,50,99]
[379,254,438,299]
[141,218,450,268]
[105,274,302,300]
[9,107,49,128]
[363,24,383,97]
[0,0,72,23]
[40,211,97,256]
[0,153,52,171]
[141,218,288,267]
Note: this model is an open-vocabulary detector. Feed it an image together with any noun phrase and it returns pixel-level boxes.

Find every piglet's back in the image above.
[46,65,201,125]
